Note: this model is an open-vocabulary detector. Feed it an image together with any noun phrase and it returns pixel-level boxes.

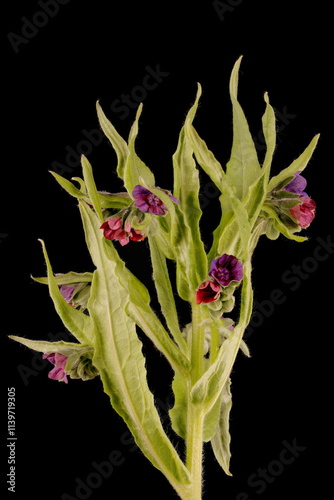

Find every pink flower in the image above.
[100,217,146,245]
[195,279,221,304]
[289,196,316,228]
[43,353,69,383]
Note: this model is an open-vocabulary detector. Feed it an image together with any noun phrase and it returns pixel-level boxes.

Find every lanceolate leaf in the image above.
[81,155,104,222]
[211,378,233,476]
[38,239,95,345]
[148,235,188,353]
[184,84,225,190]
[96,101,129,179]
[32,271,93,285]
[261,92,276,178]
[8,336,87,355]
[123,104,155,194]
[78,200,191,488]
[173,125,207,284]
[268,134,320,192]
[225,56,261,200]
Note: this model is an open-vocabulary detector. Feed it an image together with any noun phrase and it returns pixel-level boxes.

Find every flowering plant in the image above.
[9,57,319,499]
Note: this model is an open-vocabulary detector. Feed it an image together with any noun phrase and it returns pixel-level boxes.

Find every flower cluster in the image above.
[284,172,316,228]
[100,217,146,246]
[100,185,179,245]
[196,254,243,305]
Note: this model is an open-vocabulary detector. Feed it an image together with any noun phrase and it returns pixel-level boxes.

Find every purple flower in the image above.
[43,352,69,383]
[283,171,308,196]
[59,285,77,304]
[132,185,179,215]
[208,254,243,287]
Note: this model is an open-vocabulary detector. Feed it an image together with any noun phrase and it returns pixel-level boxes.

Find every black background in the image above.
[2,1,332,499]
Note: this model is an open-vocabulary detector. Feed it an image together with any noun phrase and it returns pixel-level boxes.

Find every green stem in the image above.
[185,401,204,500]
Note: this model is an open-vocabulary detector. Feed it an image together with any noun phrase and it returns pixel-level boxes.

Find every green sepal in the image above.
[96,101,129,179]
[261,205,307,242]
[267,133,320,192]
[211,378,233,476]
[37,239,95,345]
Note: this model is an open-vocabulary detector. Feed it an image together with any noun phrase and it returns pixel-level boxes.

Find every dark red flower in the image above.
[195,279,221,304]
[100,217,146,245]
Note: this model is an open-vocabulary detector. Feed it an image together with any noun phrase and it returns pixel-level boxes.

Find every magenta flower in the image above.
[196,279,221,304]
[208,254,243,287]
[289,197,316,228]
[43,352,69,383]
[132,185,179,215]
[283,171,308,196]
[100,217,146,245]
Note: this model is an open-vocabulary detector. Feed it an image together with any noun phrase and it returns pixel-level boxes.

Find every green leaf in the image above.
[268,134,320,192]
[50,171,86,198]
[225,56,261,200]
[37,239,95,345]
[81,155,104,222]
[123,104,155,194]
[32,271,93,285]
[261,92,276,177]
[148,235,187,353]
[184,84,225,190]
[78,200,191,487]
[96,101,129,179]
[173,113,207,284]
[80,201,189,374]
[8,336,85,354]
[211,378,233,476]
